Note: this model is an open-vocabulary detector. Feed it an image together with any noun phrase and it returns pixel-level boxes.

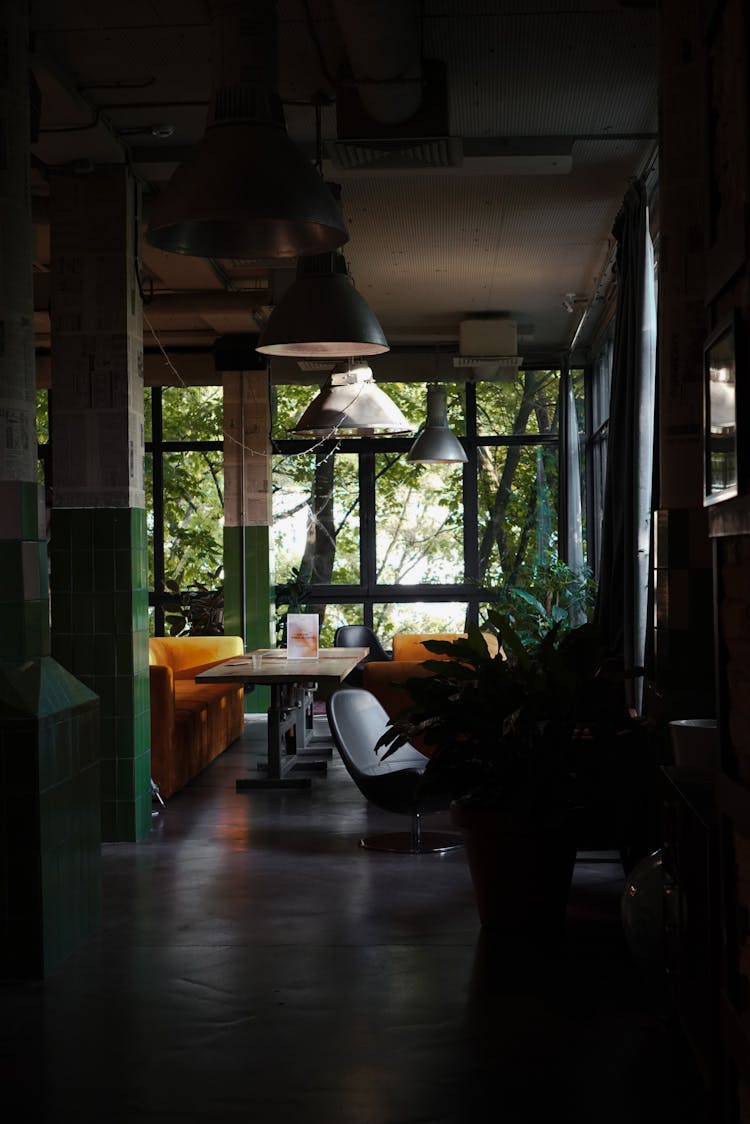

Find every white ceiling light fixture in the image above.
[290,360,412,437]
[452,317,523,383]
[257,249,389,357]
[145,1,348,260]
[407,384,467,464]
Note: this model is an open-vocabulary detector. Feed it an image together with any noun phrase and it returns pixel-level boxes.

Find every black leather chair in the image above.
[333,625,391,687]
[326,687,461,854]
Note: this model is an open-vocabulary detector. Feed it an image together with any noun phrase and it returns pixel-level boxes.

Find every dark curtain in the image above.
[593,179,656,713]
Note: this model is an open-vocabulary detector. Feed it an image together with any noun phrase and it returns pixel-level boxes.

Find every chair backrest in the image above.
[327,688,425,780]
[333,625,391,663]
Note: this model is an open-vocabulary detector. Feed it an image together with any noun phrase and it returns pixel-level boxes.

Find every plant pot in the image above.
[450,802,577,937]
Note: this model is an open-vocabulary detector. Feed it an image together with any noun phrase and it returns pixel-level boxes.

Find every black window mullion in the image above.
[151,387,165,635]
[359,451,376,628]
[463,383,479,618]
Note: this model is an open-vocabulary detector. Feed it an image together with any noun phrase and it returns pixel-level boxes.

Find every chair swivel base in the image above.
[359,831,463,854]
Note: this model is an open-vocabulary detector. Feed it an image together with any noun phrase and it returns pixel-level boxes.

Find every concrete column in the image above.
[49,167,150,842]
[653,0,715,718]
[219,337,274,714]
[0,0,100,978]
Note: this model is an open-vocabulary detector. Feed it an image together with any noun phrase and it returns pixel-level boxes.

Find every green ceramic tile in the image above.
[115,714,134,751]
[135,749,151,792]
[100,799,117,840]
[115,676,135,717]
[99,757,116,793]
[134,708,150,752]
[93,636,117,675]
[113,512,132,548]
[116,759,136,800]
[93,595,116,634]
[91,514,115,549]
[72,633,96,675]
[71,551,94,592]
[0,542,24,598]
[49,547,72,590]
[67,509,93,548]
[0,603,24,660]
[135,789,152,838]
[93,551,116,592]
[113,549,130,591]
[51,591,72,634]
[70,593,94,633]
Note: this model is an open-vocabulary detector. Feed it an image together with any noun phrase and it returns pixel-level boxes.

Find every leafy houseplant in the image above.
[376,610,630,932]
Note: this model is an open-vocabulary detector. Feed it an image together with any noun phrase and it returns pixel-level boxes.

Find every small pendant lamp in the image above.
[407,384,467,463]
[290,360,412,437]
[257,251,389,358]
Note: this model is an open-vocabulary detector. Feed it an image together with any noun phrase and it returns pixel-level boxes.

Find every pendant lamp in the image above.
[145,3,348,260]
[257,251,389,357]
[407,384,467,463]
[290,361,412,437]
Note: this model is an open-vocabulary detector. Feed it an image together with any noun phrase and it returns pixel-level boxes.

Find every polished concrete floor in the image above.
[3,716,708,1123]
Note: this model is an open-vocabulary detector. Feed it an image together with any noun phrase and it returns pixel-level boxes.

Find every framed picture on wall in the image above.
[703,310,742,505]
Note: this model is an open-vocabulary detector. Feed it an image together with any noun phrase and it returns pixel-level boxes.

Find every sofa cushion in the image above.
[391,632,499,661]
[149,635,244,674]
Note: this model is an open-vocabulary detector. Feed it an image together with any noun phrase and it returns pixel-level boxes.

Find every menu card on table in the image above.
[286,614,320,659]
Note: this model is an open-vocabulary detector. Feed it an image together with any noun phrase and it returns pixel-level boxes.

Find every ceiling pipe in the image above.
[331,0,423,125]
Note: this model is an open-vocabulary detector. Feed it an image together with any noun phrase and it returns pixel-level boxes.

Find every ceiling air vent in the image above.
[327,136,462,171]
[453,318,523,382]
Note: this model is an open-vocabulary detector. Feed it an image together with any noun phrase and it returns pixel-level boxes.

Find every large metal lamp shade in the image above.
[407,385,467,463]
[257,252,389,357]
[145,118,348,260]
[290,361,412,436]
[145,1,348,260]
[146,115,348,259]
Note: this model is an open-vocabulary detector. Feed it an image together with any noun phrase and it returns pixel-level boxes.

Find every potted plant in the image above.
[376,609,634,936]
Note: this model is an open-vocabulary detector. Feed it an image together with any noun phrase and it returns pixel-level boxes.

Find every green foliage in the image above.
[145,386,224,594]
[275,564,313,644]
[376,611,626,824]
[483,559,597,645]
[163,573,224,636]
[36,389,49,444]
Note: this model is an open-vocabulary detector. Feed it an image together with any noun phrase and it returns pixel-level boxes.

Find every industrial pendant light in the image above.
[407,384,467,463]
[145,2,348,260]
[290,360,412,436]
[257,250,389,357]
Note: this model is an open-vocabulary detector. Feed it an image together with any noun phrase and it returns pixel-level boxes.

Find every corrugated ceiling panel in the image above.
[424,8,657,136]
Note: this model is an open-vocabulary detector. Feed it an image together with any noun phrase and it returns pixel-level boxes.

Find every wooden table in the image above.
[196,648,368,789]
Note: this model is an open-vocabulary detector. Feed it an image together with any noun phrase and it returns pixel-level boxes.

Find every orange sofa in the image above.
[148,636,246,800]
[363,632,500,756]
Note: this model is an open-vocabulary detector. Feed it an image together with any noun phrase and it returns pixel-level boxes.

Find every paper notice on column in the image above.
[286,614,319,659]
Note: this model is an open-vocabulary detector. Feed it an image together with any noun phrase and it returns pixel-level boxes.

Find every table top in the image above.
[195,647,369,687]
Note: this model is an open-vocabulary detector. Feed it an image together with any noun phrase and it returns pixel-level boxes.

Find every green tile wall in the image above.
[0,481,50,662]
[50,508,151,842]
[224,524,273,714]
[0,657,100,978]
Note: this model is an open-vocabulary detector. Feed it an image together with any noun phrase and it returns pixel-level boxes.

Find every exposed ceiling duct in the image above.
[331,0,424,127]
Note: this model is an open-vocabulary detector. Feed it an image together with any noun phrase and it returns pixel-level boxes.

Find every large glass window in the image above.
[143,367,598,642]
[272,372,572,638]
[586,327,614,575]
[146,385,224,635]
[375,452,464,584]
[272,450,360,585]
[477,443,559,589]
